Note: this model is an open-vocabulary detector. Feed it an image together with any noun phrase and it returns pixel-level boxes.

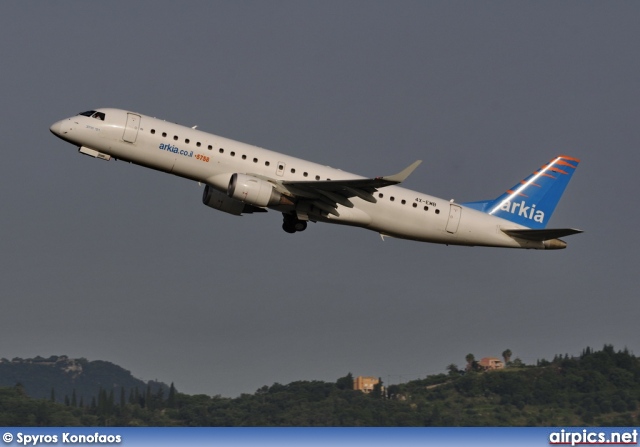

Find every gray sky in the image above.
[1,1,638,397]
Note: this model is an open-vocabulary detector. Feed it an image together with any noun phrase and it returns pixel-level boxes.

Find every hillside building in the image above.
[353,376,380,393]
[478,357,504,370]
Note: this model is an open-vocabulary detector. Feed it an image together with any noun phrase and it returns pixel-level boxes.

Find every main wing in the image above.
[279,160,422,217]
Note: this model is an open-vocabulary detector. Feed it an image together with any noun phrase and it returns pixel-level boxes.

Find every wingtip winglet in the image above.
[384,160,422,183]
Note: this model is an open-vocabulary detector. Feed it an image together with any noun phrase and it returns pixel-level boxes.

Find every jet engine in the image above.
[202,184,249,216]
[227,173,292,207]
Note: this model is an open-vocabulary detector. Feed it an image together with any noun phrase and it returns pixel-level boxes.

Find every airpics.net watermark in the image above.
[549,429,638,446]
[3,432,121,446]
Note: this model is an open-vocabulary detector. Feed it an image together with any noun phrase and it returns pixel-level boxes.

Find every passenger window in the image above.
[265,161,270,166]
[196,142,201,147]
[412,203,417,208]
[151,129,156,134]
[390,197,395,202]
[378,193,383,198]
[185,139,190,144]
[291,168,296,173]
[435,209,440,214]
[219,148,224,153]
[401,199,406,205]
[208,145,213,150]
[231,152,235,156]
[253,158,258,163]
[173,135,178,141]
[303,172,308,177]
[162,132,167,137]
[242,155,247,160]
[315,175,320,180]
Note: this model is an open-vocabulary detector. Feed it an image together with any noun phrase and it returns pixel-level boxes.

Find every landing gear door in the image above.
[446,204,462,234]
[123,113,141,143]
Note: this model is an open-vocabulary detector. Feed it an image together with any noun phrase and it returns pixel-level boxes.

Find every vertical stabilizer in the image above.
[462,155,580,229]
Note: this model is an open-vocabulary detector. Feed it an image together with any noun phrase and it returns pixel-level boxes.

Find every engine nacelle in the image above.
[227,173,291,207]
[202,184,247,215]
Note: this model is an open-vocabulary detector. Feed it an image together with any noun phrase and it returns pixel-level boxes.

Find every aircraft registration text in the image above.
[415,198,437,207]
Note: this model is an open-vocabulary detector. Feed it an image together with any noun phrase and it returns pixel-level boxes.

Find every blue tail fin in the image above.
[462,155,580,229]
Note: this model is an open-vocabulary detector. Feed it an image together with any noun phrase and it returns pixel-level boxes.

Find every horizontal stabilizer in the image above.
[502,228,583,241]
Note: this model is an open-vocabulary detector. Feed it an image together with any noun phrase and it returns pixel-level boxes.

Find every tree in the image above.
[447,364,460,376]
[371,377,384,398]
[128,388,136,405]
[167,383,177,408]
[387,384,401,399]
[14,383,26,397]
[336,373,354,390]
[465,354,475,371]
[511,358,524,368]
[502,349,512,366]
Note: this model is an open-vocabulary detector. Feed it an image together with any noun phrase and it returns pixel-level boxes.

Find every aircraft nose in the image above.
[50,120,63,136]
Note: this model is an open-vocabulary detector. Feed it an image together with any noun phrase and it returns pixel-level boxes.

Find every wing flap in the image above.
[282,160,422,202]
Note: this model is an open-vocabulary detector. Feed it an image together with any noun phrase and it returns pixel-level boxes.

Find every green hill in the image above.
[0,355,169,406]
[392,345,639,426]
[0,345,638,426]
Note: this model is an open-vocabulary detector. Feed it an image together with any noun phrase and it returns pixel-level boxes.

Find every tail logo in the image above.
[498,200,544,223]
[462,155,579,229]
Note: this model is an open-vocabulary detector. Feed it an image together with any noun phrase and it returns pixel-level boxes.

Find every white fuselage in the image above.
[51,108,546,249]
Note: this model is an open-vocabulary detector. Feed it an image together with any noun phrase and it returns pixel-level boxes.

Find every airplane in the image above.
[50,108,582,249]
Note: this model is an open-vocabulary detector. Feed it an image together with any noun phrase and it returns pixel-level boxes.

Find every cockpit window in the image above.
[78,110,105,121]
